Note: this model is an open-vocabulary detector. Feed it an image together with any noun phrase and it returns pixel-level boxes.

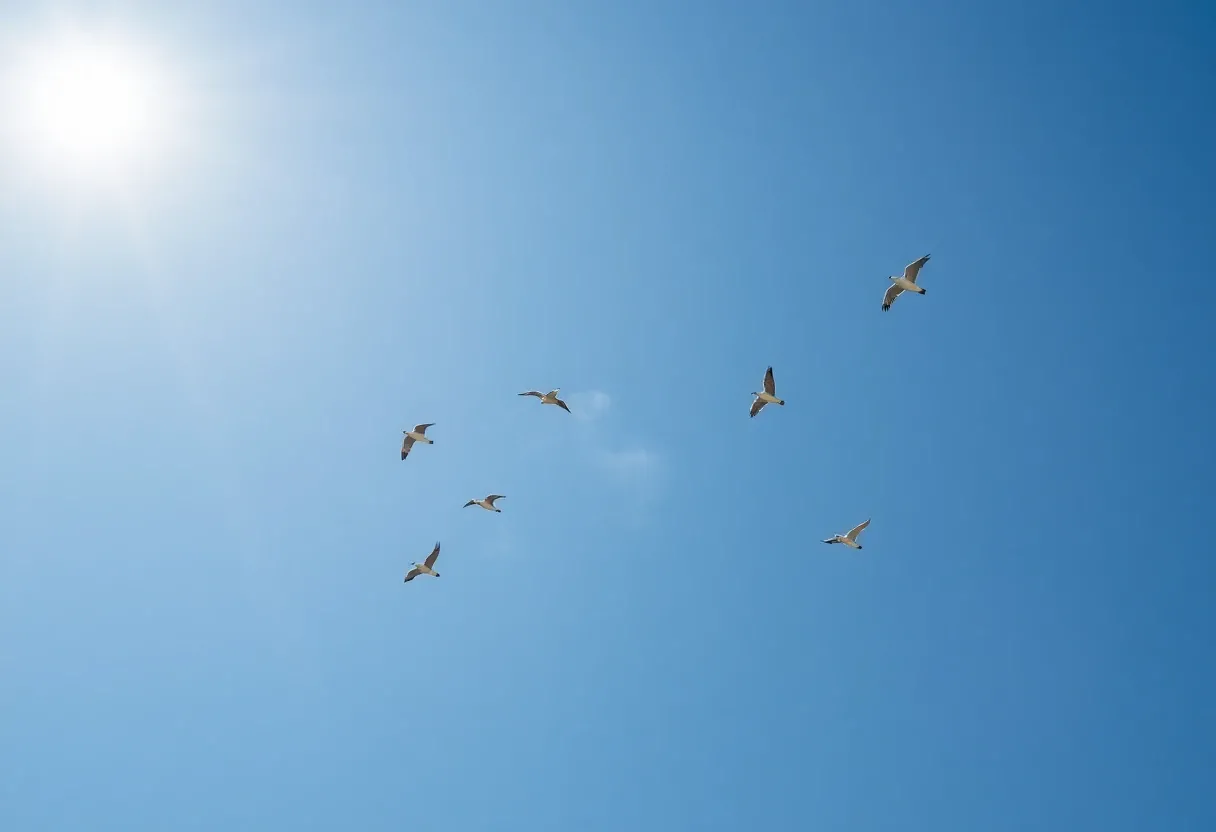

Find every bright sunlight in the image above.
[3,27,180,181]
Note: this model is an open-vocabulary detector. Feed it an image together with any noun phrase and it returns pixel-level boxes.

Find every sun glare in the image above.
[4,29,179,180]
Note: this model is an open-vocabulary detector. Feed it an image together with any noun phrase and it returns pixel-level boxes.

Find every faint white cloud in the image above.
[532,389,666,510]
[592,445,666,527]
[594,447,658,478]
[567,389,612,421]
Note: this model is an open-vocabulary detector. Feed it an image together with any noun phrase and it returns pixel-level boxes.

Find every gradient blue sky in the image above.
[2,1,1214,829]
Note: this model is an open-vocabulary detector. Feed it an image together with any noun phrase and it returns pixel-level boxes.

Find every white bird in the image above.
[881,254,931,311]
[401,423,435,460]
[822,519,871,550]
[404,542,442,582]
[464,494,505,512]
[518,388,571,413]
[750,366,785,417]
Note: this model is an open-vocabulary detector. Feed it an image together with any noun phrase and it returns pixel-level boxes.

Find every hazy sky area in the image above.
[1,1,1214,829]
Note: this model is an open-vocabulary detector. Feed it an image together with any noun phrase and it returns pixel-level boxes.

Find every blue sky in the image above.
[1,0,1214,829]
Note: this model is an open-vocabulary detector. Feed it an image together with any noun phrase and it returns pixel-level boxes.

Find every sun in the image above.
[26,48,154,163]
[4,29,178,180]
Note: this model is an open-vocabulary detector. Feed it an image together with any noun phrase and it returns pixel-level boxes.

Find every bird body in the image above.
[404,542,442,582]
[401,423,435,460]
[823,519,871,550]
[891,275,925,293]
[882,254,930,311]
[464,495,505,512]
[750,367,785,417]
[519,388,571,413]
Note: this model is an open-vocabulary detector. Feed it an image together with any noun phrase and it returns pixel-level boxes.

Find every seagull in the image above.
[464,494,505,512]
[750,366,785,417]
[404,542,441,582]
[822,519,871,550]
[400,423,434,460]
[881,254,931,311]
[518,389,571,413]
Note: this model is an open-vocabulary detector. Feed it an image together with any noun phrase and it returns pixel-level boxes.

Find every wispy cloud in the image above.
[593,446,660,479]
[575,389,665,503]
[529,389,665,508]
[593,445,665,527]
[566,389,613,421]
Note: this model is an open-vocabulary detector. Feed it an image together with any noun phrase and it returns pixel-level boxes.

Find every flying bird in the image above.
[881,254,930,311]
[518,389,571,413]
[823,519,871,550]
[750,366,785,417]
[464,494,505,512]
[400,423,434,460]
[404,542,442,582]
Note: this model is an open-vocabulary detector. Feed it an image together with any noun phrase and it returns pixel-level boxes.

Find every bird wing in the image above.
[763,366,776,396]
[749,396,767,418]
[486,495,505,505]
[401,435,416,459]
[902,254,930,283]
[822,537,840,544]
[555,398,571,413]
[546,389,560,398]
[463,500,476,508]
[519,391,543,398]
[881,283,904,311]
[424,542,441,569]
[403,567,421,583]
[413,423,434,434]
[846,518,871,541]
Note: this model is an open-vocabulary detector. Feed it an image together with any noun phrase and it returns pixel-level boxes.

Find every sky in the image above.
[1,0,1214,829]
